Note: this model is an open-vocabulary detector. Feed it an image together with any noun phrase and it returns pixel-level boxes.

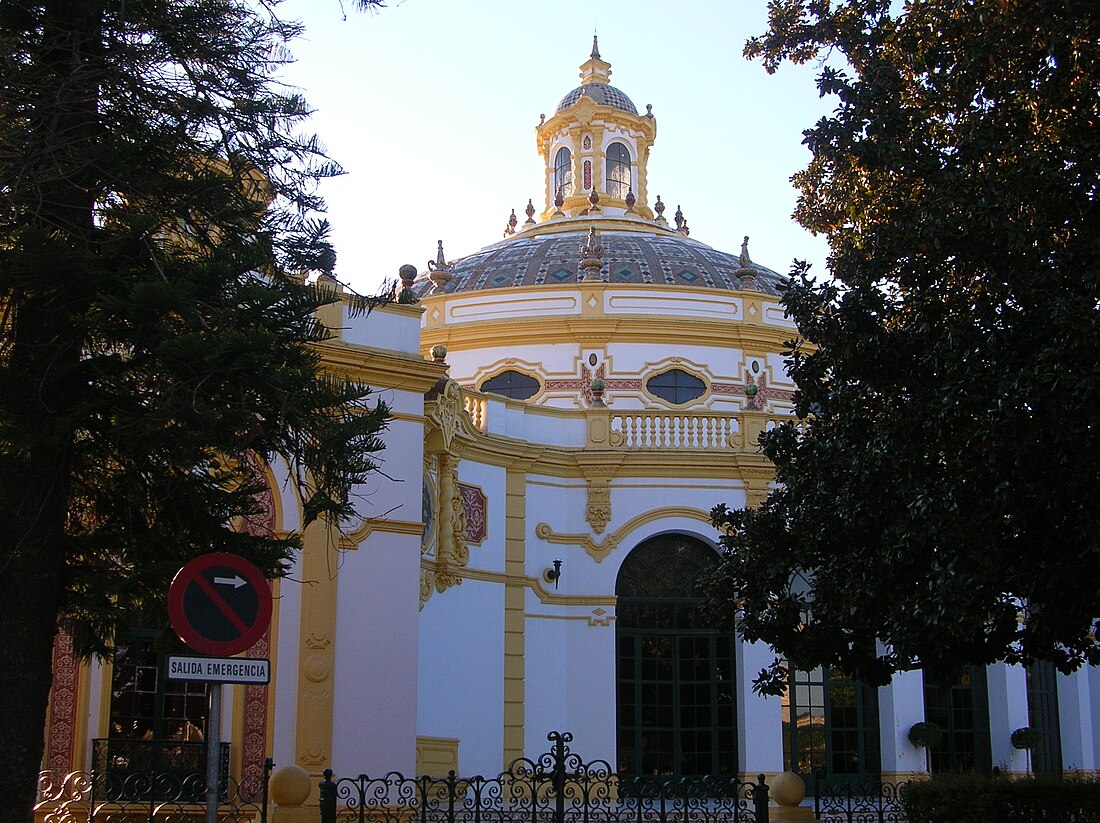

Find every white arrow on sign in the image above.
[213,575,246,588]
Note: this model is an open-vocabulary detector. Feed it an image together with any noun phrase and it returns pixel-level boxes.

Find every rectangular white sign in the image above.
[167,655,270,685]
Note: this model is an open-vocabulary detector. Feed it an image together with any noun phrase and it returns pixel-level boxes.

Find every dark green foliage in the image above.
[0,0,384,817]
[710,0,1100,693]
[908,722,943,750]
[901,773,1100,823]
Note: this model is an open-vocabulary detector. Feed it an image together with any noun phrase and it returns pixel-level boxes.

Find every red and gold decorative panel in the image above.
[459,483,488,545]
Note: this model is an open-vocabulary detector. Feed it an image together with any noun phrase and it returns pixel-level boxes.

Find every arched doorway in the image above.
[615,534,736,777]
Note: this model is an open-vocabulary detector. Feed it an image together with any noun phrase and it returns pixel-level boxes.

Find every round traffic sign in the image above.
[168,553,273,656]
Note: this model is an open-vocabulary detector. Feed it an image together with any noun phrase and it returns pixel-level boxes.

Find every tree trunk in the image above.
[0,1,103,818]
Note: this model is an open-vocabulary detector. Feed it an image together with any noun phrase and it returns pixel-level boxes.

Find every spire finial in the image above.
[737,236,759,289]
[427,240,453,292]
[504,208,518,237]
[740,236,753,268]
[579,226,604,281]
[653,195,667,226]
[524,199,536,225]
[579,35,612,85]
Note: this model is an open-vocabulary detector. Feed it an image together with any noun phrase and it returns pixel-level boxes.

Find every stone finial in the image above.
[552,188,565,218]
[399,263,417,289]
[524,199,536,225]
[430,344,448,363]
[504,208,517,237]
[579,226,604,281]
[674,205,684,231]
[737,235,759,289]
[427,240,453,292]
[679,218,690,237]
[587,188,601,213]
[624,188,636,214]
[539,113,545,125]
[645,103,654,118]
[654,195,668,225]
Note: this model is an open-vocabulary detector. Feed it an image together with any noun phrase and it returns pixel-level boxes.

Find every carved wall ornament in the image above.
[586,479,611,535]
[419,451,475,608]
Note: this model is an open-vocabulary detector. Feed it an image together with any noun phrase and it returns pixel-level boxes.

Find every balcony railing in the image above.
[454,388,800,452]
[610,412,741,449]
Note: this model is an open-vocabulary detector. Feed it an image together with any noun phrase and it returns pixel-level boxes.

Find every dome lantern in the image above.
[535,40,658,221]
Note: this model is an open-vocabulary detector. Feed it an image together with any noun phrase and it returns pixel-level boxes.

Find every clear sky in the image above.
[276,0,835,296]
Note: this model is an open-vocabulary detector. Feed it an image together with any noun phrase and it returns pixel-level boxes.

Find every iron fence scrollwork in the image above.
[321,730,768,823]
[811,770,907,823]
[35,742,272,823]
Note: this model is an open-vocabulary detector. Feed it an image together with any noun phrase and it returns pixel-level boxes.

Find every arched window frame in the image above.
[615,534,737,779]
[554,146,573,199]
[605,141,631,200]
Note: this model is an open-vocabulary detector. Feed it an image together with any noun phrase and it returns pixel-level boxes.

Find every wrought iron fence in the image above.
[35,750,272,823]
[321,731,770,823]
[812,772,908,823]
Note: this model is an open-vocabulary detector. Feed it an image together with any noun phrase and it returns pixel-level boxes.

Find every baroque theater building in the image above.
[39,39,1100,810]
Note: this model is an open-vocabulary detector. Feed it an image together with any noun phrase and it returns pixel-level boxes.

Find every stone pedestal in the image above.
[270,764,316,823]
[769,771,815,823]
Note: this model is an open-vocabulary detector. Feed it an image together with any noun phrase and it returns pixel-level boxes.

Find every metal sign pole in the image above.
[206,681,222,823]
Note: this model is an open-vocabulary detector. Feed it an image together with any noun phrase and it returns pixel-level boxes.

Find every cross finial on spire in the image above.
[591,34,600,60]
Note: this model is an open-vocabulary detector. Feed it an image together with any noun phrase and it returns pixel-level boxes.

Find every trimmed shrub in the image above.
[901,773,1100,823]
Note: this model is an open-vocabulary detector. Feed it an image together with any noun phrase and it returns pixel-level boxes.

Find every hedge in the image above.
[901,773,1100,823]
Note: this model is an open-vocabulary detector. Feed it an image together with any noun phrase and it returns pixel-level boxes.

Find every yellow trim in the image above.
[317,339,447,394]
[525,609,615,628]
[536,506,714,562]
[416,736,460,776]
[421,306,792,354]
[294,516,341,775]
[428,561,616,607]
[502,468,527,766]
[340,517,425,549]
[72,657,92,771]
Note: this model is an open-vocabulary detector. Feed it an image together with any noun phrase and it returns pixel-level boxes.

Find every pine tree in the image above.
[0,1,385,816]
[710,0,1100,693]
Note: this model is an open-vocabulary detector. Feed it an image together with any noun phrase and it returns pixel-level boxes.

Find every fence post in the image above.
[754,775,769,823]
[261,757,274,823]
[319,769,336,823]
[551,733,566,823]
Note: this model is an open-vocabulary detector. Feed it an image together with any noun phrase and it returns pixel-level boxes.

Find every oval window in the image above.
[646,369,706,405]
[480,370,540,400]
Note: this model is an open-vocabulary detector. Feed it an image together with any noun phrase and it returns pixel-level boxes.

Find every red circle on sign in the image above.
[168,553,273,656]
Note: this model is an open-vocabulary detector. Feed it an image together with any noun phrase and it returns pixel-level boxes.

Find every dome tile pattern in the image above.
[556,83,638,115]
[414,229,784,297]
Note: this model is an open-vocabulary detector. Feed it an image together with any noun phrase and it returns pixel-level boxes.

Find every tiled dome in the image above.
[414,227,783,296]
[556,83,638,115]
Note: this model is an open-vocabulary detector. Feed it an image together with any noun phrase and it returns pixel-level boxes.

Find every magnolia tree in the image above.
[709,0,1100,693]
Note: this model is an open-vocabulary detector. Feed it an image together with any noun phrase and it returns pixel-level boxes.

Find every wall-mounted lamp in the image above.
[546,559,563,589]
